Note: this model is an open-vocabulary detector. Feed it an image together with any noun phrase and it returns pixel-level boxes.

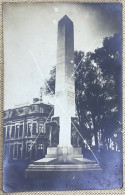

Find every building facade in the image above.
[3,103,54,161]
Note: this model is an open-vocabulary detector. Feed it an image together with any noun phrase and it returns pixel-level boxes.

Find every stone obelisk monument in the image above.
[25,16,100,176]
[54,15,75,148]
[45,15,83,161]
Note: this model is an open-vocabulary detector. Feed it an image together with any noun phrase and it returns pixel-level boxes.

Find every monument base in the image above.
[45,146,83,161]
[25,146,101,178]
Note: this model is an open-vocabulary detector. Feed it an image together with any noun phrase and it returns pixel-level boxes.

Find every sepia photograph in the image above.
[3,2,123,192]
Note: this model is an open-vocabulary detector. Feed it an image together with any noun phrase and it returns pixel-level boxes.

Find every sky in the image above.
[3,3,122,110]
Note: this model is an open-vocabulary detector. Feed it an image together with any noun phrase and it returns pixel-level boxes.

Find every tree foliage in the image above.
[44,33,122,151]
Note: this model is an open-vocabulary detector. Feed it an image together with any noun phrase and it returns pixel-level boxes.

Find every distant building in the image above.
[3,103,54,161]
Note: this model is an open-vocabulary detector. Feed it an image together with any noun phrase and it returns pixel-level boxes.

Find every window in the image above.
[40,107,43,113]
[14,144,18,158]
[28,123,32,136]
[39,124,44,133]
[11,126,15,138]
[37,144,43,150]
[15,125,19,138]
[25,124,27,136]
[32,123,36,135]
[7,126,10,139]
[3,127,6,139]
[19,124,23,137]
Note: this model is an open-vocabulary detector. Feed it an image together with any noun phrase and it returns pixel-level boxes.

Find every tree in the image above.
[90,33,122,150]
[74,51,118,150]
[91,34,122,120]
[44,33,122,152]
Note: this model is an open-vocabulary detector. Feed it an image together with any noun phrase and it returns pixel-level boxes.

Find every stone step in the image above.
[26,164,101,172]
[33,158,58,165]
[28,164,101,169]
[45,154,83,158]
[73,158,98,164]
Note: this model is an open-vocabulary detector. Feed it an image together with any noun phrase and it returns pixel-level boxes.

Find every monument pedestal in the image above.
[25,145,101,178]
[45,147,83,160]
[25,151,101,178]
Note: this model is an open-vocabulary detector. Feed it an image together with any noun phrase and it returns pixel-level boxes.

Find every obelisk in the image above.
[25,16,101,177]
[54,15,75,147]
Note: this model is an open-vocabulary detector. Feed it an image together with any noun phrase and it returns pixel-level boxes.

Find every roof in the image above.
[3,103,54,120]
